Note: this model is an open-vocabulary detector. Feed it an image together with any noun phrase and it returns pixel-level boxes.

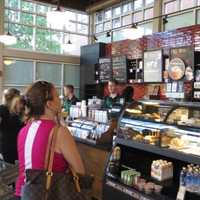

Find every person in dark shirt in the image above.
[0,88,22,164]
[103,80,120,108]
[63,85,78,113]
[122,86,135,105]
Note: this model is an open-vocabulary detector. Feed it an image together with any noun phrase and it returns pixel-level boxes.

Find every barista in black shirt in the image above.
[122,86,134,105]
[103,80,120,108]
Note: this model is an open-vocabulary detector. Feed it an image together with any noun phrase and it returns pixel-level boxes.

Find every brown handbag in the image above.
[21,125,92,200]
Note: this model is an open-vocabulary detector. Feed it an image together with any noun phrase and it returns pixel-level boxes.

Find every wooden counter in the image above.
[76,139,111,200]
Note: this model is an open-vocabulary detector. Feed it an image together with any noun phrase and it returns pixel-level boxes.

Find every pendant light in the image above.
[0,23,17,46]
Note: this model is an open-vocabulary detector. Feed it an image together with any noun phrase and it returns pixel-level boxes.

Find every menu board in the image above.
[112,56,127,83]
[170,47,194,81]
[143,50,162,82]
[99,58,112,83]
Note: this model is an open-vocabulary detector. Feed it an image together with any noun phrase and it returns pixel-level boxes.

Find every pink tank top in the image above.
[15,119,68,197]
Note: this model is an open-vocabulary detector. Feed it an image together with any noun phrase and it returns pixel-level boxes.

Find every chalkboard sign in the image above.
[98,58,112,83]
[112,56,127,83]
[143,50,163,83]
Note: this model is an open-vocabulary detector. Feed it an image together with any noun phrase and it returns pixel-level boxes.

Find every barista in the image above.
[63,85,78,113]
[103,80,120,108]
[122,86,134,105]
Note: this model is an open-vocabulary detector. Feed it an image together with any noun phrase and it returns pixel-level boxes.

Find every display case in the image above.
[118,100,200,156]
[103,100,200,200]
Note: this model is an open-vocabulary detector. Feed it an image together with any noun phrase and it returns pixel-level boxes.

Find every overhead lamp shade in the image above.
[0,32,17,45]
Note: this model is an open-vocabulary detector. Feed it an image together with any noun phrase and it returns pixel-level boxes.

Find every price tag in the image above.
[176,186,186,200]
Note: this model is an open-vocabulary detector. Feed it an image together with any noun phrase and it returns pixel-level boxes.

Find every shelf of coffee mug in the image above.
[105,176,173,200]
[115,138,200,165]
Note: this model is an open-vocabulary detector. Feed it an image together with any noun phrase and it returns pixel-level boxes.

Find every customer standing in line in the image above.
[0,88,21,163]
[6,95,26,163]
[15,81,85,200]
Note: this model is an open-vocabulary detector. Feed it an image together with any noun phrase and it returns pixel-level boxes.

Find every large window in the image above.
[163,0,199,31]
[94,0,154,42]
[3,58,80,97]
[4,0,89,55]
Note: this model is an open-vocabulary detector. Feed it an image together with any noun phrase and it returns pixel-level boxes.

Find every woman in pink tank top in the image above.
[15,81,85,199]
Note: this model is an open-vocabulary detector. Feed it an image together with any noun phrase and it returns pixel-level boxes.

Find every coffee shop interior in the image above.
[1,0,200,200]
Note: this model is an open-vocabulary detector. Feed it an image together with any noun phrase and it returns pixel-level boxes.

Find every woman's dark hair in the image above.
[122,86,134,102]
[3,88,20,107]
[24,81,54,119]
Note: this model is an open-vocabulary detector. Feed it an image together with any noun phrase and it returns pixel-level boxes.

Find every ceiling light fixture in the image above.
[93,35,98,41]
[3,59,15,66]
[163,16,168,24]
[106,31,111,37]
[0,23,17,46]
[131,23,138,29]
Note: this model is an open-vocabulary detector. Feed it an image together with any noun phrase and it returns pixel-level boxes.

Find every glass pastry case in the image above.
[118,100,200,157]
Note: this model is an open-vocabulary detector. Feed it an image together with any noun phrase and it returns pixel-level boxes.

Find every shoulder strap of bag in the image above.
[44,125,60,191]
[44,125,81,193]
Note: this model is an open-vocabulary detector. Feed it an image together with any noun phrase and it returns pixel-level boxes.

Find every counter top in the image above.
[74,137,112,151]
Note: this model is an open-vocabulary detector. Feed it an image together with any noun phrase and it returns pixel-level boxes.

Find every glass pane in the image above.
[134,0,143,10]
[164,1,178,14]
[113,30,127,42]
[36,62,62,86]
[96,34,111,43]
[144,8,154,20]
[21,12,34,25]
[36,4,49,14]
[95,23,103,33]
[49,31,62,54]
[36,15,47,27]
[36,28,50,52]
[64,64,80,88]
[198,0,200,5]
[122,15,132,26]
[77,13,88,23]
[5,9,20,23]
[197,10,200,24]
[139,22,153,35]
[123,2,132,13]
[96,12,103,23]
[133,11,143,22]
[77,24,88,34]
[113,6,121,17]
[21,0,35,12]
[164,12,194,31]
[180,0,195,9]
[104,21,111,31]
[36,29,62,54]
[5,0,19,9]
[104,9,111,20]
[4,59,33,85]
[113,18,121,28]
[9,23,33,50]
[64,11,76,21]
[63,34,88,56]
[145,0,154,6]
[65,22,76,32]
